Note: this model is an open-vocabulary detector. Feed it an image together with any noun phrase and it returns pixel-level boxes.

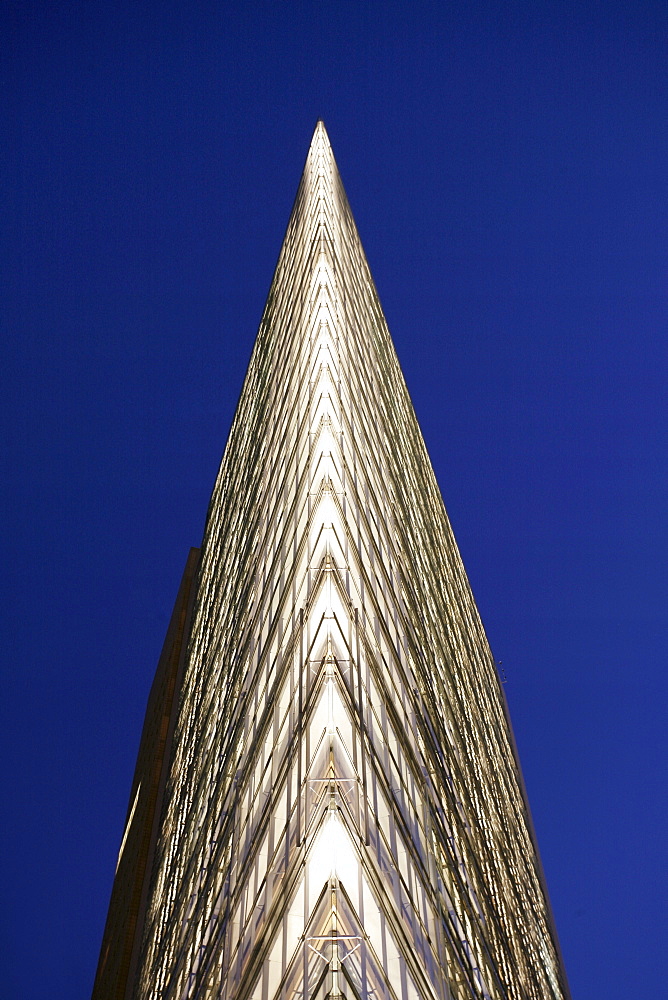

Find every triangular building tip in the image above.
[92,126,572,1000]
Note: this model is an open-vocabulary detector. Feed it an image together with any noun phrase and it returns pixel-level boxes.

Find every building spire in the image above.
[95,124,572,1000]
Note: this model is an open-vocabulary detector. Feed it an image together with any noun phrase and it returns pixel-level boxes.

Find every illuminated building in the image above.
[92,122,570,1000]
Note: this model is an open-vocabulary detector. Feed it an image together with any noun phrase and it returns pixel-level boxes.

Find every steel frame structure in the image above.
[95,123,570,1000]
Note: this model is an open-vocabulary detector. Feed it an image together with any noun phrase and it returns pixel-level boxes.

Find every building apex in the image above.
[312,118,329,142]
[305,119,335,172]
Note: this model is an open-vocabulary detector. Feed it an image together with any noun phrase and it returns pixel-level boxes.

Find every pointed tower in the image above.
[94,123,570,1000]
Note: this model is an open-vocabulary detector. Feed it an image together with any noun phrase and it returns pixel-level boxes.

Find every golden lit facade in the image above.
[102,123,570,1000]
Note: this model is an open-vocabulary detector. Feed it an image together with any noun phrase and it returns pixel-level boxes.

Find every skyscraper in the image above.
[92,122,570,1000]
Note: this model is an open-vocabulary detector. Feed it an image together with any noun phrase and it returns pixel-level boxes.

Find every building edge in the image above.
[91,547,201,1000]
[495,672,573,1000]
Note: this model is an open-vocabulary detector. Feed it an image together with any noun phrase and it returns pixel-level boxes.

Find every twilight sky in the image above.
[3,2,667,997]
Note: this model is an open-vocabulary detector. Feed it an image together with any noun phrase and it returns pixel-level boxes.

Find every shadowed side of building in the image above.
[91,547,200,1000]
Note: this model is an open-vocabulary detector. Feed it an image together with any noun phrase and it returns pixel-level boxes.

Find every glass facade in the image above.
[108,122,570,1000]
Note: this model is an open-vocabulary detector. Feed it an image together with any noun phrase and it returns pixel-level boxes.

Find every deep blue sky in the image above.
[3,2,666,997]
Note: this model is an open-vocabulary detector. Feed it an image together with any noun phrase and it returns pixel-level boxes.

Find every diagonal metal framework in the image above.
[115,123,569,1000]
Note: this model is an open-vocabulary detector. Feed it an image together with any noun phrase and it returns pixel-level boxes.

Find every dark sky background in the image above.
[3,2,667,997]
